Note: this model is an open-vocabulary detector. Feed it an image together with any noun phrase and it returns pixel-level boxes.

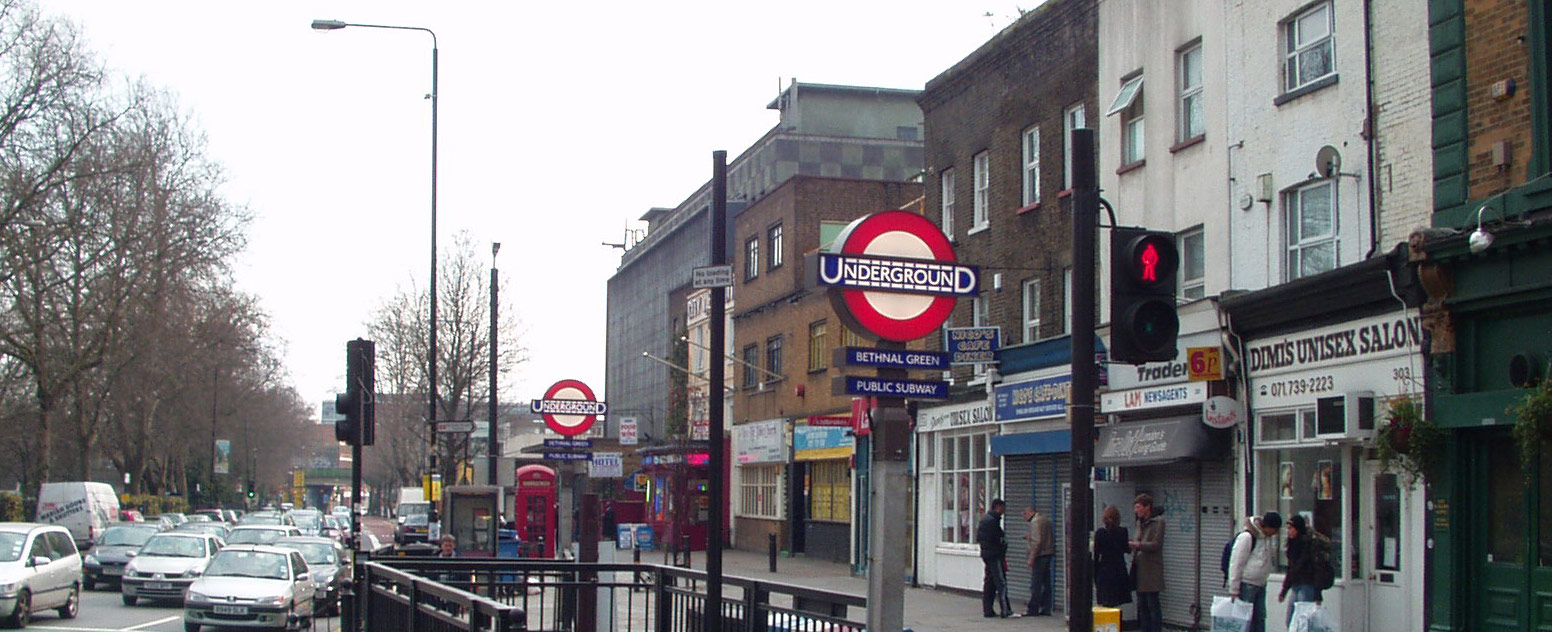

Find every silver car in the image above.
[83,523,163,590]
[121,532,222,605]
[0,523,82,627]
[225,525,300,546]
[183,545,316,631]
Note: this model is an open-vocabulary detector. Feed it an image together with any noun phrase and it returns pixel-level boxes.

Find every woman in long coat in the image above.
[1093,505,1132,607]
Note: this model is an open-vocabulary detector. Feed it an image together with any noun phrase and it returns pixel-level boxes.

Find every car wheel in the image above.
[56,584,78,619]
[121,593,136,607]
[4,589,28,628]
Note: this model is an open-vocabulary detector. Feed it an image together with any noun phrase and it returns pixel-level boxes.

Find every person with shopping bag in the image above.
[1278,514,1332,626]
[1225,511,1282,632]
[1211,594,1254,632]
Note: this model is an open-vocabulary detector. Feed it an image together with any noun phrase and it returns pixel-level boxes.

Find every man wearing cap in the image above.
[1227,511,1283,632]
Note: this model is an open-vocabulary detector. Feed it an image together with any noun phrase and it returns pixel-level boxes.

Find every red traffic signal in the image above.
[1110,228,1180,364]
[1122,232,1179,287]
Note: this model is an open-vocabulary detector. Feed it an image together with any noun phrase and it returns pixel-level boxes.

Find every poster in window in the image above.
[1315,460,1335,500]
[1279,461,1295,499]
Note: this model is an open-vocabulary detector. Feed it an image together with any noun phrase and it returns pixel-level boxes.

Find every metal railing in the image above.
[358,559,527,632]
[366,557,866,632]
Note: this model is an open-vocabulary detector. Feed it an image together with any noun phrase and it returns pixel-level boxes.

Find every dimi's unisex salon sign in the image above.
[1246,314,1422,376]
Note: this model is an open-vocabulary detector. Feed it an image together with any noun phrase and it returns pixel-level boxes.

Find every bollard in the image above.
[768,532,778,573]
[338,578,356,632]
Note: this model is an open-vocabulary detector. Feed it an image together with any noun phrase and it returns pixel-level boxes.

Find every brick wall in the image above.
[1372,0,1436,245]
[1463,0,1532,199]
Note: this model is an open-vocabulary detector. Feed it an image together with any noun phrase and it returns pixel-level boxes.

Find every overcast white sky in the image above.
[38,1,1032,417]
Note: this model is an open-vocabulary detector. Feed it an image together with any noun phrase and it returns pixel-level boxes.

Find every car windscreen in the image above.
[140,536,206,557]
[292,515,321,530]
[242,516,282,526]
[404,514,429,526]
[227,529,285,545]
[204,550,288,579]
[280,542,336,565]
[100,526,158,547]
[0,533,24,562]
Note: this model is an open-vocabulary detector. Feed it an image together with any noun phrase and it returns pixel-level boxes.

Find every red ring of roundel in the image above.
[837,210,959,342]
[542,379,598,437]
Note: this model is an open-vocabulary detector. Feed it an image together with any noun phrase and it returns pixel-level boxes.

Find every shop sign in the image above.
[1246,314,1422,378]
[625,470,648,492]
[917,400,995,433]
[590,453,623,478]
[945,327,1000,365]
[1094,417,1218,466]
[815,210,978,342]
[994,375,1071,421]
[807,415,851,427]
[733,419,787,464]
[1250,357,1414,410]
[1100,382,1209,413]
[690,418,709,441]
[794,426,854,461]
[619,417,638,445]
[1202,396,1245,429]
[1107,331,1222,391]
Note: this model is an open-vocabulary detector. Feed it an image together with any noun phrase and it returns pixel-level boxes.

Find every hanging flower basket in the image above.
[1511,379,1552,477]
[1375,397,1440,487]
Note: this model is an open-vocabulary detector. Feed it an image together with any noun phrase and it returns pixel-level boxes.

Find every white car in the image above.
[183,545,316,631]
[224,525,301,546]
[0,523,82,627]
[120,532,222,606]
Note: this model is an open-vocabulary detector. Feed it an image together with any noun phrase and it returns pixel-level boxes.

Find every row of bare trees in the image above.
[0,0,311,501]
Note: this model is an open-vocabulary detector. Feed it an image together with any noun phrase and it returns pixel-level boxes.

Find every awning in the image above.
[991,429,1071,457]
[1094,416,1224,467]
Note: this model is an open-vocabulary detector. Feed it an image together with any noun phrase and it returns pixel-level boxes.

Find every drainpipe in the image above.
[1363,0,1383,258]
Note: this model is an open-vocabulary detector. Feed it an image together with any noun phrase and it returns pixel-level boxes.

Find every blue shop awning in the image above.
[991,429,1072,456]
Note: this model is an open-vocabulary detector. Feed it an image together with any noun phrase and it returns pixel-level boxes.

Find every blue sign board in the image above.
[841,376,949,399]
[841,347,950,370]
[543,451,592,461]
[793,426,855,452]
[994,374,1072,421]
[543,438,593,449]
[945,327,1001,365]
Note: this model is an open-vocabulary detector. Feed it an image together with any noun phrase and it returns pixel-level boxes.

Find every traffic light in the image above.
[334,338,377,446]
[1110,228,1180,364]
[247,482,255,499]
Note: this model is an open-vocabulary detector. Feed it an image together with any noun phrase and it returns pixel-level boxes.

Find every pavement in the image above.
[673,548,1071,632]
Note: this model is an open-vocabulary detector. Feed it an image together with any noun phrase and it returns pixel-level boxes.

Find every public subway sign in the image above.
[1246,314,1423,377]
[837,375,949,399]
[531,379,606,437]
[813,210,978,342]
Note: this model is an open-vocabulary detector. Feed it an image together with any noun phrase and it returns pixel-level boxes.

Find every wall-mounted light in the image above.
[1469,205,1496,254]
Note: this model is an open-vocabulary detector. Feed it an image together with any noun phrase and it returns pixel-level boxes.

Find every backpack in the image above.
[1220,529,1255,586]
[1312,535,1336,590]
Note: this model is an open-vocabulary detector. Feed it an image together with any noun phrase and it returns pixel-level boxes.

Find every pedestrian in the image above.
[1023,506,1054,616]
[437,534,459,557]
[976,498,1016,618]
[602,501,617,537]
[1277,514,1327,625]
[1093,505,1132,608]
[1129,494,1165,632]
[1227,511,1282,632]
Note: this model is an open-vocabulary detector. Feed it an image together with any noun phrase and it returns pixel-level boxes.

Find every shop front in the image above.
[638,441,711,554]
[793,425,853,563]
[991,369,1073,611]
[913,397,998,591]
[732,418,789,552]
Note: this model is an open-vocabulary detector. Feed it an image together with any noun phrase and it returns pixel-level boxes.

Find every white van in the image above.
[36,482,119,548]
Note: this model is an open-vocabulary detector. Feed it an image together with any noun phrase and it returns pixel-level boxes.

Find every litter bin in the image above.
[1093,607,1121,632]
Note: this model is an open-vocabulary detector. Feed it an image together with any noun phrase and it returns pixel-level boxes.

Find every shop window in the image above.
[809,460,851,523]
[934,429,999,546]
[739,464,781,520]
[1255,443,1346,574]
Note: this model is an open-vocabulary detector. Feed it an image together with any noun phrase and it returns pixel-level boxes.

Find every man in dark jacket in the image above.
[977,499,1015,618]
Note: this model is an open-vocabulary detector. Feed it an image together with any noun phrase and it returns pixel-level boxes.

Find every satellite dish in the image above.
[1315,146,1341,178]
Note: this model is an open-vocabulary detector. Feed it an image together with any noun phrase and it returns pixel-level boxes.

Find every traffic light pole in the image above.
[1067,128,1097,632]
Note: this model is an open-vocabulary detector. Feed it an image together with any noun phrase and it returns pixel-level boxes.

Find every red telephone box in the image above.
[512,464,557,558]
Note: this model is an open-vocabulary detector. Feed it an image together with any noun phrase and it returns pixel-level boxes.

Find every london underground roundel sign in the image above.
[816,210,978,342]
[530,379,607,437]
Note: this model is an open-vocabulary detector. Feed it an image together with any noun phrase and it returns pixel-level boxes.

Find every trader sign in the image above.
[531,379,606,437]
[815,210,978,342]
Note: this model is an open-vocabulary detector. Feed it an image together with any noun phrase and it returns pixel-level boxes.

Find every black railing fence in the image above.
[359,557,866,632]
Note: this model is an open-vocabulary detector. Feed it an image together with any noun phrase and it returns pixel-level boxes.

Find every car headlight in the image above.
[255,596,285,606]
[0,582,17,594]
[84,555,99,566]
[186,591,209,602]
[183,569,201,578]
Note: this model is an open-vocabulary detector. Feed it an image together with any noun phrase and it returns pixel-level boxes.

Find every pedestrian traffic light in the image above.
[334,338,377,446]
[1110,228,1180,364]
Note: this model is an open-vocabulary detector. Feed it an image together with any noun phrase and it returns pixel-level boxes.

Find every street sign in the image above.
[436,421,475,434]
[835,346,950,370]
[834,375,949,399]
[619,417,638,445]
[543,438,593,449]
[544,451,593,462]
[945,327,1001,365]
[692,265,735,288]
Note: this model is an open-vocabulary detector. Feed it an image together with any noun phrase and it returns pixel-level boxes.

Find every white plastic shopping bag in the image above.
[1210,595,1254,632]
[1289,601,1340,632]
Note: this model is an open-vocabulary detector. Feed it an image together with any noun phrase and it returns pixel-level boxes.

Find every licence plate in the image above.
[146,582,173,590]
[104,567,122,576]
[213,605,248,615]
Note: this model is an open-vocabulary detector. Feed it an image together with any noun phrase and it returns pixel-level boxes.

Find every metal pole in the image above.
[488,244,500,485]
[427,39,442,527]
[211,366,219,483]
[1067,128,1098,632]
[867,343,909,632]
[705,150,728,632]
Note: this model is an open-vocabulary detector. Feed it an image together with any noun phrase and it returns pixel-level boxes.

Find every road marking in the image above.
[123,615,180,630]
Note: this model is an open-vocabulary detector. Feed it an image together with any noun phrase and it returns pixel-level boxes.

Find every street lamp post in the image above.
[488,243,500,486]
[312,18,441,521]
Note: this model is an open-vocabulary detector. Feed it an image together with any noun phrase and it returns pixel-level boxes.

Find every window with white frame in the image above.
[744,236,759,281]
[1179,227,1205,299]
[1107,74,1145,166]
[1178,42,1204,141]
[1255,408,1348,575]
[934,430,999,545]
[972,152,990,229]
[738,464,782,519]
[940,168,956,238]
[972,296,990,377]
[1064,103,1086,190]
[1285,180,1337,280]
[1284,2,1335,92]
[1022,279,1041,343]
[1022,126,1041,206]
[768,223,784,269]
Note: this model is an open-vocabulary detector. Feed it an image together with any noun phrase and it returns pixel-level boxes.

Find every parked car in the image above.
[35,482,119,550]
[83,523,163,590]
[238,513,294,528]
[121,532,223,606]
[284,510,322,538]
[0,523,82,627]
[273,536,348,616]
[175,523,232,541]
[183,545,316,632]
[394,513,430,545]
[224,526,301,547]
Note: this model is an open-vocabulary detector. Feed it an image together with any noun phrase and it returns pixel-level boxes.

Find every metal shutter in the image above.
[1004,455,1036,603]
[1131,459,1236,631]
[1194,459,1236,630]
[1033,454,1069,611]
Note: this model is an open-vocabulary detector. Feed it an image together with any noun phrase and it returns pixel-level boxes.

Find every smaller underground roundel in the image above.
[817,210,977,342]
[530,379,606,437]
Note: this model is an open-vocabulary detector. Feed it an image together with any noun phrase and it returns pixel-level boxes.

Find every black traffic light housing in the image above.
[1110,228,1180,364]
[334,338,377,446]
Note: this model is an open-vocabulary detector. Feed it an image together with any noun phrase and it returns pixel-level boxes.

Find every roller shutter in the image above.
[1130,459,1236,630]
[1004,455,1035,603]
[1033,454,1069,612]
